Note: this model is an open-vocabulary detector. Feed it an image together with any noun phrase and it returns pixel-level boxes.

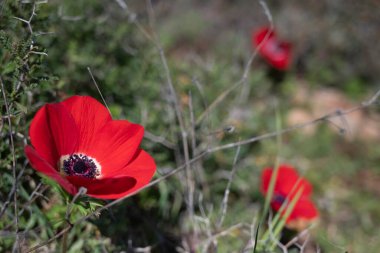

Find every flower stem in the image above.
[269,187,304,250]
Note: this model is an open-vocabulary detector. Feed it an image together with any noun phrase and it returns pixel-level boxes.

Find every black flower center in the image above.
[62,154,100,179]
[273,194,286,205]
[73,160,86,174]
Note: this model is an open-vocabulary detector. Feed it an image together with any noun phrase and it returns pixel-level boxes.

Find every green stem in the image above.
[256,106,283,251]
[269,187,304,251]
[260,182,304,250]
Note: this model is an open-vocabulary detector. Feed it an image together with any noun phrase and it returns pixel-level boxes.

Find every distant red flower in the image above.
[261,164,318,229]
[252,27,292,70]
[25,96,156,199]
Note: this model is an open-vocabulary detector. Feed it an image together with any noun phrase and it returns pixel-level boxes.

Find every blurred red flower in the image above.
[252,27,292,70]
[261,164,318,229]
[25,96,156,199]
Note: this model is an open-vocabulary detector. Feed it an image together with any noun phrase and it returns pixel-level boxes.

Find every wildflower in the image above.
[252,27,292,70]
[261,164,318,230]
[25,96,156,199]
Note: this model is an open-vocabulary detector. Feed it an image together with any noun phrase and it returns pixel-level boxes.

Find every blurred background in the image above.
[1,0,380,252]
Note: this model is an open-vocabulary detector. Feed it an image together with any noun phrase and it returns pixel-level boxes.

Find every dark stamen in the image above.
[273,194,286,205]
[73,160,86,174]
[62,153,99,179]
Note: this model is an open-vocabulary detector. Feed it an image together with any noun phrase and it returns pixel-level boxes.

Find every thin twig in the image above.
[216,145,241,228]
[197,194,216,253]
[0,77,19,251]
[17,184,49,217]
[88,66,175,151]
[0,165,26,220]
[188,91,197,157]
[13,3,37,35]
[242,215,259,252]
[298,233,310,253]
[207,95,380,154]
[239,0,274,102]
[62,187,87,253]
[190,79,209,192]
[192,77,212,147]
[200,223,248,248]
[197,0,274,124]
[145,0,194,221]
[284,225,313,248]
[144,130,175,149]
[87,67,111,115]
[1,162,29,233]
[114,0,128,10]
[65,187,87,222]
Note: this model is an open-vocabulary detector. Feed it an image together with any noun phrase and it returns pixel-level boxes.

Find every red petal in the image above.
[262,164,313,197]
[271,198,318,223]
[252,27,292,70]
[294,178,312,197]
[261,41,291,70]
[271,201,282,212]
[25,146,77,195]
[29,105,58,166]
[288,199,319,222]
[104,149,156,195]
[85,120,144,173]
[29,103,79,166]
[261,164,299,194]
[67,176,136,199]
[61,96,112,151]
[253,27,275,45]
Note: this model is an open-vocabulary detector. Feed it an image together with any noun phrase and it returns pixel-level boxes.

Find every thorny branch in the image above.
[13,3,36,35]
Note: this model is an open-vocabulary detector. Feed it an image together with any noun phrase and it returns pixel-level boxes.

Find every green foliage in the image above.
[1,1,380,253]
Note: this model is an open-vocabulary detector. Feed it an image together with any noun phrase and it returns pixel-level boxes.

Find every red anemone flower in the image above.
[261,164,318,229]
[252,26,292,70]
[25,95,156,199]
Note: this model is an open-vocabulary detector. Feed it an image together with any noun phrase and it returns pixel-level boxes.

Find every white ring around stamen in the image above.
[58,153,102,179]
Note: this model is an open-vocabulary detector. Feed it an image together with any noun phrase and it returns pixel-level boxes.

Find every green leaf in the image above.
[1,61,17,75]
